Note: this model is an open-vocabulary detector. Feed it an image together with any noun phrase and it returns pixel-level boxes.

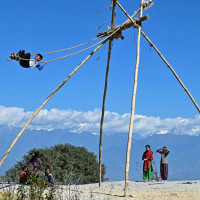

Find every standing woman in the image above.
[29,152,42,176]
[157,147,170,182]
[142,145,153,181]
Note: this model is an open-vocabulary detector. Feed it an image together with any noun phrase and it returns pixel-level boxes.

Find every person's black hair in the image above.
[34,151,40,158]
[37,53,43,60]
[163,146,167,149]
[45,166,51,176]
[145,145,151,150]
[29,151,40,163]
[22,166,27,171]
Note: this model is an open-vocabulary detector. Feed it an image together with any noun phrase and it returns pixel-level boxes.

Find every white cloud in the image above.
[0,105,200,138]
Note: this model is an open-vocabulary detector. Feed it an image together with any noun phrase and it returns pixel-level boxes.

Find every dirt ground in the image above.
[62,181,200,200]
[1,181,200,200]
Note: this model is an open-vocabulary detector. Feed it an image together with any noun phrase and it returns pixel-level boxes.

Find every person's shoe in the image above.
[9,53,20,60]
[13,53,17,60]
[9,53,15,59]
[15,54,20,61]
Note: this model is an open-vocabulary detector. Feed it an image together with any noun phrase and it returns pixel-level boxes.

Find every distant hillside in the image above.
[0,126,200,181]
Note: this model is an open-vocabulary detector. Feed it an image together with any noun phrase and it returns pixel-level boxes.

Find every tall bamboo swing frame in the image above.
[1,0,200,197]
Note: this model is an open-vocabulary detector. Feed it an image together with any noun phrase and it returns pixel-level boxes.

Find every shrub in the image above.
[4,143,106,185]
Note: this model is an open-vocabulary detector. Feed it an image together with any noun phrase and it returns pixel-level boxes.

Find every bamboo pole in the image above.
[141,31,200,113]
[0,40,108,168]
[99,0,116,188]
[124,0,144,197]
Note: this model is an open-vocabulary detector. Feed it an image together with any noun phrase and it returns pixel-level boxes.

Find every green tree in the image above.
[4,143,106,185]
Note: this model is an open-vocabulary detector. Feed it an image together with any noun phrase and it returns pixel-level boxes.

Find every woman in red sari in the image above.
[142,145,153,181]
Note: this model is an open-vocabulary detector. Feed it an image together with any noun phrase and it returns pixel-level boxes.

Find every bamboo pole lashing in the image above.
[97,15,149,38]
[96,0,152,39]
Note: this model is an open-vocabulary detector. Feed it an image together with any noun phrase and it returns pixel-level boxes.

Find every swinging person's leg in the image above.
[19,53,31,68]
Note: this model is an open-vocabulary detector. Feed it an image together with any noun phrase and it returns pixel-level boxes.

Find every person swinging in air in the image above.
[9,49,47,70]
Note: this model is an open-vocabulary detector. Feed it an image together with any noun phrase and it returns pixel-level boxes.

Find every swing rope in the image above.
[46,36,106,63]
[31,36,102,56]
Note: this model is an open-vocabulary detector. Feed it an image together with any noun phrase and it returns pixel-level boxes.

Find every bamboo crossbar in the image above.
[97,0,152,39]
[97,15,149,38]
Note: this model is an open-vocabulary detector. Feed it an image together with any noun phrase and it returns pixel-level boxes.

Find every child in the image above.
[10,49,47,70]
[42,167,56,187]
[19,166,28,184]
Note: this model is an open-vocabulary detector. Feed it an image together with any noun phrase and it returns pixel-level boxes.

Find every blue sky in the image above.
[0,0,200,134]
